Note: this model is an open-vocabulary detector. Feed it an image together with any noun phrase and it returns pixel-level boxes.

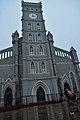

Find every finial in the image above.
[70,46,76,52]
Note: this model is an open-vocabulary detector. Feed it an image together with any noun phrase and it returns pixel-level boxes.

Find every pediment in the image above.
[4,78,13,85]
[62,74,68,81]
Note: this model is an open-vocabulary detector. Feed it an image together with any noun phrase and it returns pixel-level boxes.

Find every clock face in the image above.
[29,13,37,19]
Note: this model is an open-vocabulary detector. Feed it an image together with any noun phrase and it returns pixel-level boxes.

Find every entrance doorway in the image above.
[37,87,45,102]
[64,82,71,91]
[4,87,13,106]
[64,82,71,98]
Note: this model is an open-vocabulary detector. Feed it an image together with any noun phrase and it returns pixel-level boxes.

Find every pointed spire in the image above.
[47,31,54,43]
[12,30,19,44]
[12,30,19,38]
[47,31,53,37]
[70,46,76,52]
[70,46,79,63]
[14,30,19,37]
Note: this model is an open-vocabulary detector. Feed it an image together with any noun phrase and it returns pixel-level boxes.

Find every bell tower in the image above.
[21,1,47,78]
[21,1,59,102]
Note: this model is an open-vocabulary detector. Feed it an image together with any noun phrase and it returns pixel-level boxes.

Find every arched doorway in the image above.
[64,82,71,98]
[37,87,45,102]
[4,87,13,106]
[64,82,71,91]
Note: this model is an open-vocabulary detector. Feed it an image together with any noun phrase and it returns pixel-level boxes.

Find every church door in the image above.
[4,87,13,106]
[64,82,71,91]
[64,82,71,98]
[37,87,45,102]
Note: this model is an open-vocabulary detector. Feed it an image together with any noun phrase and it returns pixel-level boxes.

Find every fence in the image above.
[0,92,80,112]
[0,93,63,108]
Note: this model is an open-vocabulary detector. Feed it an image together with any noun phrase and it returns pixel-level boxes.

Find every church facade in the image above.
[0,1,80,106]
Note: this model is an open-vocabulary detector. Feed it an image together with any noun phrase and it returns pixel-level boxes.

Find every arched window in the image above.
[69,72,77,92]
[37,23,40,30]
[28,23,31,30]
[38,33,41,40]
[31,62,35,73]
[31,62,35,69]
[41,62,46,73]
[39,46,43,55]
[28,33,32,41]
[30,46,34,55]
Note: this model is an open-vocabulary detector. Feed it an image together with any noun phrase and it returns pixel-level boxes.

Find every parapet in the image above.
[54,47,72,59]
[0,47,13,60]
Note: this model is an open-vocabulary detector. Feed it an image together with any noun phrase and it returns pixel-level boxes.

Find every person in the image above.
[66,89,76,101]
[64,88,69,99]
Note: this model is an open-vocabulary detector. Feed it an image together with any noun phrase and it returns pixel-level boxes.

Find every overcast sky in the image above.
[0,0,80,60]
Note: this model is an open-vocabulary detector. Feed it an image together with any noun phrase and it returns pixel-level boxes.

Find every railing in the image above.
[0,47,13,60]
[0,92,80,112]
[0,93,65,111]
[54,47,72,59]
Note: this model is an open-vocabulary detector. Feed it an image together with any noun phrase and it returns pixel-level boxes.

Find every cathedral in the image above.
[0,1,80,106]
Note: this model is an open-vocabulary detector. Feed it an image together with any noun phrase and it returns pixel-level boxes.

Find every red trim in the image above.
[0,99,67,112]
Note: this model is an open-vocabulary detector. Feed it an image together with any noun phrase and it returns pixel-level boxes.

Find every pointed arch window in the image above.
[39,46,43,55]
[28,33,32,41]
[69,72,77,92]
[38,33,41,40]
[41,61,46,73]
[28,23,31,30]
[37,23,40,30]
[30,46,34,55]
[30,62,36,73]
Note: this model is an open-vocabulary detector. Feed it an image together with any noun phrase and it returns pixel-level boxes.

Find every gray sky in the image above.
[0,0,80,60]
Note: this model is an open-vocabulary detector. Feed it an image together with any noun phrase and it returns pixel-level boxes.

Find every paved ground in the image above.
[0,101,80,120]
